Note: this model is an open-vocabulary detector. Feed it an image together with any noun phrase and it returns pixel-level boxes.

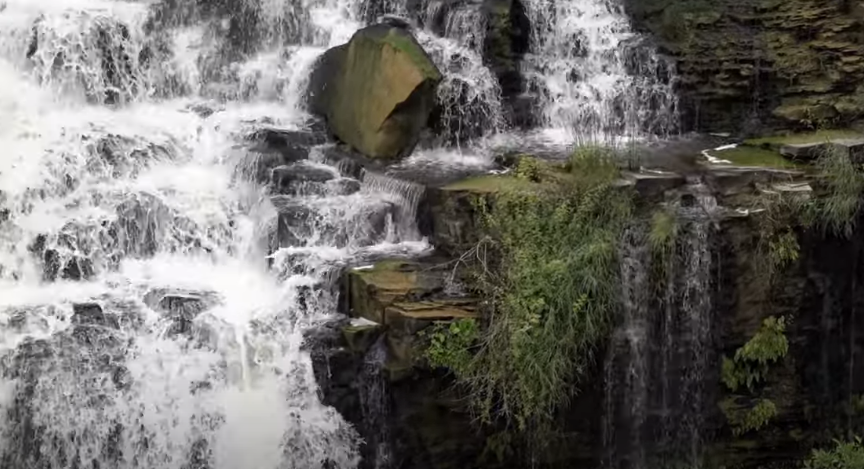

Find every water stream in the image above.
[0,1,428,468]
[0,0,688,467]
[604,183,716,469]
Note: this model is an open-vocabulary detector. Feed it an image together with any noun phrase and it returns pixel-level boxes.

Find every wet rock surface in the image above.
[624,0,864,133]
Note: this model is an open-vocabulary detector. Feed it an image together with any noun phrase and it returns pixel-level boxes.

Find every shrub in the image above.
[806,437,864,469]
[808,145,864,238]
[423,318,479,376]
[449,146,633,435]
[722,316,789,393]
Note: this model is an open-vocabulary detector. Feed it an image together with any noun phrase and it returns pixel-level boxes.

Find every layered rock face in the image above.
[307,24,442,159]
[625,0,864,133]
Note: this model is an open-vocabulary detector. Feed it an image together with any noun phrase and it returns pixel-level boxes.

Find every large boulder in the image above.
[307,24,443,160]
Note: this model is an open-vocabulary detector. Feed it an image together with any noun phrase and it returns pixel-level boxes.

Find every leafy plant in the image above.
[725,399,778,436]
[768,230,800,270]
[423,318,479,376]
[514,156,543,182]
[806,437,864,469]
[450,145,632,436]
[722,316,789,393]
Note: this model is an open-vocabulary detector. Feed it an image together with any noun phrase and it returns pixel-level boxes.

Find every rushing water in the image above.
[521,0,679,143]
[0,1,431,468]
[0,0,687,467]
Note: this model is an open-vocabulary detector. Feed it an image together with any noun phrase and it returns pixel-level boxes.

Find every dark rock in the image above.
[72,303,119,329]
[245,129,326,175]
[481,0,531,125]
[270,163,337,194]
[269,196,396,250]
[113,193,171,258]
[622,170,687,201]
[143,289,219,339]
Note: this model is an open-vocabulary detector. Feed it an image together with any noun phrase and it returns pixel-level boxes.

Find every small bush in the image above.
[514,156,543,182]
[447,146,632,436]
[768,230,800,270]
[722,316,789,393]
[423,319,479,376]
[565,145,621,184]
[806,437,864,469]
[808,145,864,238]
[724,398,779,437]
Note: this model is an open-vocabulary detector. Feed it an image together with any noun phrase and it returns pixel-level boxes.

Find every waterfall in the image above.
[358,337,393,469]
[603,226,651,469]
[520,0,679,142]
[0,0,431,468]
[603,183,715,469]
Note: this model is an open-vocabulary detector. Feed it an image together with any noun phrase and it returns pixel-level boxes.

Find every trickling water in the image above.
[359,337,393,469]
[604,226,651,469]
[604,185,715,469]
[676,213,713,467]
[521,0,678,142]
[0,0,430,468]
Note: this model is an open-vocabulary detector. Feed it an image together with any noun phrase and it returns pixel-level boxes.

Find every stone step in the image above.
[779,139,864,162]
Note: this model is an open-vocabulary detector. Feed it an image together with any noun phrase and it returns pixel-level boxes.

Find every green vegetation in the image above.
[768,230,800,271]
[423,318,479,376]
[428,147,633,437]
[806,437,864,469]
[722,316,789,393]
[752,190,805,285]
[708,146,802,169]
[722,398,779,437]
[720,316,789,436]
[649,207,679,257]
[441,174,536,193]
[807,145,864,238]
[514,156,543,182]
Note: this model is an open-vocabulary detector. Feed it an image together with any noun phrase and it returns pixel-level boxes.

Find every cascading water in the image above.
[358,337,393,469]
[603,184,716,469]
[603,226,651,469]
[521,0,679,143]
[0,1,431,468]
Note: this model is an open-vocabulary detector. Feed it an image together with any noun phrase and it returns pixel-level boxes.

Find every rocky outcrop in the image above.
[625,0,864,134]
[313,149,864,468]
[310,259,500,469]
[343,260,481,377]
[307,24,442,160]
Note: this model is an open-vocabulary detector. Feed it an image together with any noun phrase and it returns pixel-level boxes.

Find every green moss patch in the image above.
[383,30,441,79]
[744,129,863,150]
[709,146,804,169]
[441,175,537,193]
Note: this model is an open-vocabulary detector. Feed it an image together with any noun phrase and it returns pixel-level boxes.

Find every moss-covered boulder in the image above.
[307,24,442,159]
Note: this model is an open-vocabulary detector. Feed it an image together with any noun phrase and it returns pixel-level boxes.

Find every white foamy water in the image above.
[521,0,678,142]
[0,1,429,468]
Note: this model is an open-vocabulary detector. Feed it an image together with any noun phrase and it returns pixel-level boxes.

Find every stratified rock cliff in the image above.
[624,0,864,134]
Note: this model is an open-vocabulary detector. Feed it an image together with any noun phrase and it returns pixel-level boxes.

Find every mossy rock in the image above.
[307,24,442,159]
